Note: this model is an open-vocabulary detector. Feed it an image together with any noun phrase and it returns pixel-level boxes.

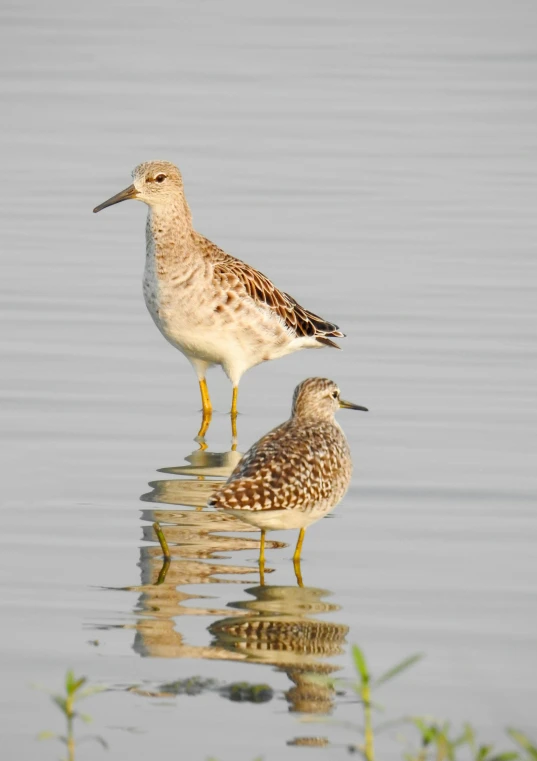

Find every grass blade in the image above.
[52,695,67,714]
[374,654,423,688]
[78,685,106,700]
[37,731,57,741]
[73,677,87,693]
[352,645,369,684]
[507,729,537,759]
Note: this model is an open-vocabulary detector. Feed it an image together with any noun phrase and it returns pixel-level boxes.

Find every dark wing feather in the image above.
[209,245,344,342]
[207,421,344,512]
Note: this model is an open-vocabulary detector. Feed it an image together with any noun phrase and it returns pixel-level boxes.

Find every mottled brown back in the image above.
[193,233,344,342]
[208,417,352,513]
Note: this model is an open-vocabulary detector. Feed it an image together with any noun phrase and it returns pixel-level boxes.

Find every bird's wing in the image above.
[207,422,342,512]
[210,247,344,343]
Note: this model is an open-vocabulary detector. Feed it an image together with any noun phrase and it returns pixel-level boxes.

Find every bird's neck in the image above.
[145,197,197,276]
[292,411,334,425]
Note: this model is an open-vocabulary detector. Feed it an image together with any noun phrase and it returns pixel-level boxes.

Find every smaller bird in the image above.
[207,378,367,577]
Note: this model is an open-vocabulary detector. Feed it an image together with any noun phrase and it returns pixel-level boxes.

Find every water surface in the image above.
[1,2,536,759]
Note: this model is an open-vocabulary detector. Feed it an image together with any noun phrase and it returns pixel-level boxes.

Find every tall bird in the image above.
[93,162,344,439]
[207,378,367,582]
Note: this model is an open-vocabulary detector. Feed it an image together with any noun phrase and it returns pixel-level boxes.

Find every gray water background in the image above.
[1,1,536,759]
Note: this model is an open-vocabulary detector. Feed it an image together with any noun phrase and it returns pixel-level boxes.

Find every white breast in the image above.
[142,226,317,383]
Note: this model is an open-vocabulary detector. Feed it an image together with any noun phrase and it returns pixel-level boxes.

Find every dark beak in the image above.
[339,399,368,412]
[93,184,139,213]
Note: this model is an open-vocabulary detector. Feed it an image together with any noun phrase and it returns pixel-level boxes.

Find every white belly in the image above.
[221,504,335,532]
[140,209,330,387]
[143,270,222,361]
[143,263,318,383]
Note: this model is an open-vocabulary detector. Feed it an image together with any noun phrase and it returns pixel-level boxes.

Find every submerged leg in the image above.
[153,522,171,560]
[156,557,171,586]
[293,528,306,563]
[230,386,238,439]
[259,528,266,565]
[259,529,266,585]
[197,378,212,440]
[293,557,303,587]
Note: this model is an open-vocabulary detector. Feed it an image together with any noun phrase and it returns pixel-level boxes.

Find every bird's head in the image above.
[93,160,185,213]
[291,377,368,422]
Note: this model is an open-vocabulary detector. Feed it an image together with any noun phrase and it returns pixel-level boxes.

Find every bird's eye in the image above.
[331,391,339,400]
[155,174,167,183]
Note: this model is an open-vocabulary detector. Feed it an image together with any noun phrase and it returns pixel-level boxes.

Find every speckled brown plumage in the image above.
[209,617,348,656]
[208,378,367,536]
[208,421,350,514]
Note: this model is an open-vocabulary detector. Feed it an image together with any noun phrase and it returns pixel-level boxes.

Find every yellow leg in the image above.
[293,557,303,587]
[259,529,266,565]
[259,529,266,585]
[197,379,212,440]
[153,522,171,560]
[156,557,171,586]
[230,386,238,439]
[200,378,212,414]
[293,528,305,586]
[293,528,305,563]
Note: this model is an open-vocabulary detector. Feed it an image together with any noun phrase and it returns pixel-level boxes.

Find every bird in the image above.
[93,161,344,441]
[207,377,367,580]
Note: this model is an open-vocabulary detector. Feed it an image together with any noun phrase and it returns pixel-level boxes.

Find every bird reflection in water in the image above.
[119,443,348,744]
[210,584,348,718]
[132,445,268,659]
[127,446,286,655]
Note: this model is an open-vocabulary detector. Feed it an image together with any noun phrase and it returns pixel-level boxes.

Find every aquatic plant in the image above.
[346,645,423,760]
[37,670,106,761]
[404,719,528,761]
[35,662,536,761]
[305,645,537,761]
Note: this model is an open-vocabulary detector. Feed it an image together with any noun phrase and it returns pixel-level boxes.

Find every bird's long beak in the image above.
[339,399,368,412]
[93,184,139,213]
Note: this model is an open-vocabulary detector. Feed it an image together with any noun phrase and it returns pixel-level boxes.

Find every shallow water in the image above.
[1,1,537,759]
